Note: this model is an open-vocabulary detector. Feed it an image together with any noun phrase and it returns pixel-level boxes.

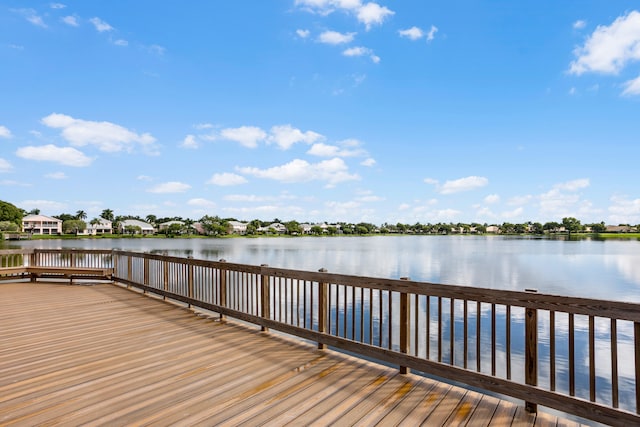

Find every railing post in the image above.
[187,258,194,308]
[143,257,149,287]
[525,289,538,413]
[219,259,227,320]
[318,268,328,350]
[400,277,411,374]
[112,251,118,280]
[127,256,133,289]
[163,260,169,298]
[260,264,270,332]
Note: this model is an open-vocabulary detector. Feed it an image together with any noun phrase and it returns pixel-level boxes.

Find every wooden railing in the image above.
[2,248,639,426]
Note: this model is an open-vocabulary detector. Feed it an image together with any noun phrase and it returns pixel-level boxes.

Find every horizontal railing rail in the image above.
[2,248,638,426]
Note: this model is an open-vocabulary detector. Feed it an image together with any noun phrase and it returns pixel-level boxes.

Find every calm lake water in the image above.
[6,235,640,301]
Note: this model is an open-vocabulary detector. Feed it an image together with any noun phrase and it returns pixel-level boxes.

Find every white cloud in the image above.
[45,172,67,179]
[569,10,640,75]
[225,194,270,202]
[426,25,438,42]
[148,44,166,55]
[622,75,640,96]
[137,175,153,181]
[439,176,488,194]
[207,172,248,186]
[268,125,324,149]
[307,142,366,157]
[554,178,589,191]
[237,157,359,186]
[424,178,438,185]
[508,195,533,206]
[343,46,368,56]
[50,3,66,9]
[13,8,47,28]
[319,30,356,44]
[430,208,462,221]
[608,195,640,224]
[113,39,128,46]
[296,29,310,38]
[534,180,596,219]
[41,113,156,153]
[224,193,296,202]
[0,125,12,138]
[356,3,394,30]
[295,0,362,15]
[308,143,340,157]
[398,26,423,40]
[220,126,266,148]
[0,158,12,173]
[361,157,376,166]
[147,181,191,193]
[342,46,379,63]
[15,144,93,167]
[356,194,384,202]
[89,17,114,32]
[180,134,199,149]
[61,15,78,26]
[187,198,216,208]
[573,20,586,30]
[194,123,214,130]
[484,194,500,204]
[502,207,524,219]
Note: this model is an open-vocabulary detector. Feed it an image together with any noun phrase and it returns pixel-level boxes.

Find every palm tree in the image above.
[29,208,41,215]
[146,214,157,227]
[76,210,87,220]
[101,209,114,222]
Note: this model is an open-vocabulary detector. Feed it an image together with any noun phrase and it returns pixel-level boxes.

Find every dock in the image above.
[0,282,583,426]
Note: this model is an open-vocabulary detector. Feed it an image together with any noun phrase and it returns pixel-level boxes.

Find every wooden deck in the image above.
[0,282,588,426]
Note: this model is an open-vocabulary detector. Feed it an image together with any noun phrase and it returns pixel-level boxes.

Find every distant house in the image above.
[88,219,113,235]
[259,222,287,234]
[192,222,206,235]
[119,219,155,235]
[227,221,248,235]
[21,214,63,235]
[485,225,500,234]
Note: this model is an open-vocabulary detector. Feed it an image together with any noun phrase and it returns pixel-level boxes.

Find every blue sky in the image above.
[1,1,640,225]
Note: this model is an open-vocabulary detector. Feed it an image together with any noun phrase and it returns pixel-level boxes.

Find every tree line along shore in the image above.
[1,200,638,239]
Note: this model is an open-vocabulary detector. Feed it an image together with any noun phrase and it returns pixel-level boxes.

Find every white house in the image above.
[119,219,155,235]
[227,221,248,235]
[259,222,287,234]
[21,214,63,235]
[87,218,113,235]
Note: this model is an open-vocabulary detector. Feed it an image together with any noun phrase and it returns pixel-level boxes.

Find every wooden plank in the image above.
[420,386,468,425]
[464,394,501,426]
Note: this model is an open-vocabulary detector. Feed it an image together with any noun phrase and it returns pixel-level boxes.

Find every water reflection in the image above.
[7,235,640,301]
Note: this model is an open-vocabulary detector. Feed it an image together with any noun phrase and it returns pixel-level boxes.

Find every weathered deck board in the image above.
[0,282,590,426]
